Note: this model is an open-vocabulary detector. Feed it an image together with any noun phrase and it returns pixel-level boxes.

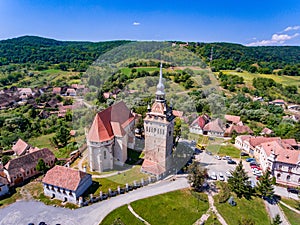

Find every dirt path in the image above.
[193,192,228,225]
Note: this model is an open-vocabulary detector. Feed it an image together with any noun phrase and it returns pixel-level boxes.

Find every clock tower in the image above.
[141,63,175,176]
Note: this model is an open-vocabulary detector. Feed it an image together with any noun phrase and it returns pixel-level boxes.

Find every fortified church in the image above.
[87,63,175,176]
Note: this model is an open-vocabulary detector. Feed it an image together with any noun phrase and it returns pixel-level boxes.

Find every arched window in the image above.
[104,151,107,159]
[277,173,281,179]
[286,175,291,181]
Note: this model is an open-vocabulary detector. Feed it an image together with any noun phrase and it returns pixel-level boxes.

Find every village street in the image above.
[0,177,189,225]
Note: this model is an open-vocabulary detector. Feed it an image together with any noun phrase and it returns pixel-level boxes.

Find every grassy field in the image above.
[280,204,300,225]
[206,144,241,158]
[130,189,209,225]
[280,197,300,210]
[91,178,122,195]
[28,133,55,150]
[214,195,270,225]
[221,70,300,90]
[100,205,143,225]
[107,165,149,185]
[205,213,222,225]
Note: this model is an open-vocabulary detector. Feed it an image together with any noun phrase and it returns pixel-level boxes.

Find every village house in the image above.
[87,101,136,172]
[66,88,76,96]
[12,138,31,156]
[257,140,300,187]
[4,148,56,186]
[52,87,61,95]
[42,165,92,204]
[260,127,274,136]
[203,118,225,137]
[270,99,286,108]
[225,114,241,125]
[0,163,9,196]
[224,124,253,137]
[189,114,210,135]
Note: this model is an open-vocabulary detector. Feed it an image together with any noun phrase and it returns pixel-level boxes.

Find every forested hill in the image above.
[187,42,300,75]
[0,36,130,68]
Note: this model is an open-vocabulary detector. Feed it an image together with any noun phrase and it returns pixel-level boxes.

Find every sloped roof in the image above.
[5,148,55,177]
[42,165,91,191]
[87,101,134,142]
[172,110,184,118]
[203,118,224,133]
[261,127,273,135]
[190,115,210,129]
[225,115,241,124]
[225,124,253,135]
[12,138,30,156]
[282,139,298,146]
[52,87,61,94]
[248,136,280,148]
[141,159,166,175]
[260,140,299,164]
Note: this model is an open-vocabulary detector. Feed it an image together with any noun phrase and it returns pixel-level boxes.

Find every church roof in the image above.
[87,101,134,142]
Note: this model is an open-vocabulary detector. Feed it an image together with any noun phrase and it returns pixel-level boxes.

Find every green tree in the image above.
[1,155,11,165]
[52,124,71,147]
[173,117,182,146]
[187,162,208,192]
[36,158,47,174]
[271,214,282,225]
[256,170,274,198]
[228,160,252,198]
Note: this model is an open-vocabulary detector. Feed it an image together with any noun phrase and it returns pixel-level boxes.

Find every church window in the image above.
[154,128,156,132]
[286,175,291,181]
[169,131,171,136]
[104,151,107,159]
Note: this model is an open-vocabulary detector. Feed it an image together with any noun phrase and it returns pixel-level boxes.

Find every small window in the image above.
[277,173,281,179]
[169,131,171,136]
[287,175,291,181]
[104,151,107,159]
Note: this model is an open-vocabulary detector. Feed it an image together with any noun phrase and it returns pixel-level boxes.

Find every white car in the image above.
[219,173,225,181]
[210,172,217,180]
[215,155,221,160]
[225,171,233,178]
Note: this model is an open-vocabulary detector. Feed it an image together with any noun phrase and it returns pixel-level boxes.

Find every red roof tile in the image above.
[42,165,91,191]
[87,101,134,142]
[225,115,241,124]
[225,124,253,135]
[12,139,30,156]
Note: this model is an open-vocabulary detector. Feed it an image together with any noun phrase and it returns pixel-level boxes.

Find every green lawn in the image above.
[91,178,122,195]
[214,195,271,225]
[205,213,222,225]
[221,70,300,90]
[107,165,149,185]
[28,133,55,150]
[131,189,209,225]
[280,197,300,210]
[100,205,143,225]
[280,204,300,225]
[206,144,240,158]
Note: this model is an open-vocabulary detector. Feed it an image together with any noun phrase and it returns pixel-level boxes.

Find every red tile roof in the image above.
[141,159,165,175]
[282,139,298,146]
[248,136,280,148]
[87,101,134,142]
[225,115,241,124]
[261,127,273,135]
[12,139,30,156]
[203,118,224,133]
[260,140,300,164]
[42,165,91,191]
[52,87,61,94]
[0,172,9,185]
[190,115,210,129]
[172,110,184,118]
[225,124,253,135]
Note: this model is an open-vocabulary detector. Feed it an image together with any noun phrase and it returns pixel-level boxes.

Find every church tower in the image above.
[141,63,175,176]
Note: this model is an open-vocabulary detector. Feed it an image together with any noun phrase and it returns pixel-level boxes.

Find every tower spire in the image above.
[155,62,165,102]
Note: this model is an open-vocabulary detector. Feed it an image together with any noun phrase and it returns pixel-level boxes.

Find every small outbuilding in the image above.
[42,165,92,204]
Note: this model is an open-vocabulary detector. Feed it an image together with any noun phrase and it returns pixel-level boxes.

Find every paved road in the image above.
[0,177,189,225]
[264,200,290,225]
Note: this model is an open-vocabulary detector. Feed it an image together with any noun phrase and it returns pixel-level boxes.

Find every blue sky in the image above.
[1,0,300,45]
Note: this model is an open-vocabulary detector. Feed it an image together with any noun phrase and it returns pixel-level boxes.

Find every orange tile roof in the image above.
[12,138,30,156]
[261,127,273,135]
[87,101,134,142]
[203,118,224,133]
[225,115,241,124]
[260,140,300,164]
[42,165,91,191]
[225,124,253,135]
[248,136,280,147]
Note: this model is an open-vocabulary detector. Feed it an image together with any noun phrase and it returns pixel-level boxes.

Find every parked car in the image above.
[215,155,221,160]
[227,160,236,164]
[223,156,231,160]
[287,187,299,194]
[225,171,233,178]
[219,173,225,181]
[210,172,217,180]
[240,152,249,156]
[246,157,255,162]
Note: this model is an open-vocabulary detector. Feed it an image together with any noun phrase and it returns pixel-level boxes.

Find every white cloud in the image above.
[133,22,140,26]
[246,33,299,46]
[284,26,300,32]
